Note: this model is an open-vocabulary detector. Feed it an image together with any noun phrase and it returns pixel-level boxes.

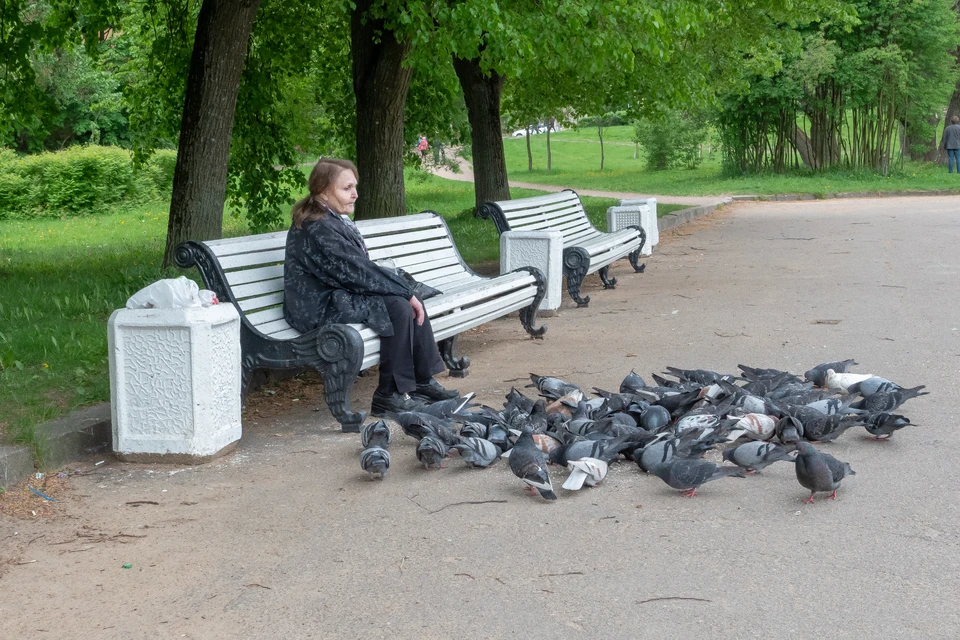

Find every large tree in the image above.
[162,0,261,267]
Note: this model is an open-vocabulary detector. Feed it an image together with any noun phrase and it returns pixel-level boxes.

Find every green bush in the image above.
[634,111,708,171]
[0,146,173,220]
[144,150,177,196]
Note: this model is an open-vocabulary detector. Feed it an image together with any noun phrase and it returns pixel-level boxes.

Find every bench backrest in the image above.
[197,212,477,340]
[478,190,602,247]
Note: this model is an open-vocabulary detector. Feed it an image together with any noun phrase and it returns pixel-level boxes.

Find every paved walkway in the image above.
[3,196,958,637]
[429,155,726,207]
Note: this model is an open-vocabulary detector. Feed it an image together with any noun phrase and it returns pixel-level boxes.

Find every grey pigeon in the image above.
[794,441,855,502]
[416,393,476,418]
[802,414,864,442]
[651,459,745,497]
[722,442,795,473]
[361,420,392,449]
[635,439,677,473]
[395,411,461,446]
[415,435,449,469]
[619,370,647,394]
[663,366,728,385]
[360,447,390,479]
[851,385,927,413]
[508,426,557,500]
[452,437,502,468]
[459,421,488,439]
[527,373,580,401]
[805,395,863,416]
[804,359,857,387]
[639,405,671,432]
[847,376,895,396]
[775,415,804,445]
[863,413,914,440]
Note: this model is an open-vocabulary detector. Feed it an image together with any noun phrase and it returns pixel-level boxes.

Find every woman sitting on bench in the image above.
[283,158,459,416]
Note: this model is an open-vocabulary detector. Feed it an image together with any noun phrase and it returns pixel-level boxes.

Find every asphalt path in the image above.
[2,196,958,639]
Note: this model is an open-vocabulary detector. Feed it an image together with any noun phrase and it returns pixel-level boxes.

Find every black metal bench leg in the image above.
[627,225,647,273]
[598,266,618,289]
[316,326,366,432]
[563,247,591,307]
[438,336,470,377]
[515,266,547,338]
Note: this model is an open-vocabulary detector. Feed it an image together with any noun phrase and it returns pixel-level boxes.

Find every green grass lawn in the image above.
[1,172,675,461]
[503,125,958,196]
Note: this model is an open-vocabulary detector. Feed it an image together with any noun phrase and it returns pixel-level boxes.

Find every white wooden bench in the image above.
[175,211,547,431]
[477,190,646,307]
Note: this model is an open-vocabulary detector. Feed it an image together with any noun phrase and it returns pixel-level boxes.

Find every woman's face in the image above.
[320,169,359,215]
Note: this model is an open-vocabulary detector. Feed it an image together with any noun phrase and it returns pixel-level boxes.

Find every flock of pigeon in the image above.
[358,359,927,503]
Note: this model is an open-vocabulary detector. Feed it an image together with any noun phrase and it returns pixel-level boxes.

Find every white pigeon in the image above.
[731,413,777,440]
[562,458,608,491]
[824,368,874,392]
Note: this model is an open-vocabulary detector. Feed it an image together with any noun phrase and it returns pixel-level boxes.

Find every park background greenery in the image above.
[2,0,960,460]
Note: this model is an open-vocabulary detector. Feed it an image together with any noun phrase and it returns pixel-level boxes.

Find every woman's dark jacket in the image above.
[283,210,413,337]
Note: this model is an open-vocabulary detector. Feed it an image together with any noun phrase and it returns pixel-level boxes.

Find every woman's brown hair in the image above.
[291,158,359,228]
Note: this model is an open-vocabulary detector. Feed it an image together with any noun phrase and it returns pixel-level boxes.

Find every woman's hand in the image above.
[409,296,425,326]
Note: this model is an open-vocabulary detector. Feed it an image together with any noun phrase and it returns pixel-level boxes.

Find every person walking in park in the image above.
[417,135,429,160]
[283,158,459,422]
[943,116,960,174]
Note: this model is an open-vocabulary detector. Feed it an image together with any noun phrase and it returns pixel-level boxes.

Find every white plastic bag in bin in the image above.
[125,276,219,309]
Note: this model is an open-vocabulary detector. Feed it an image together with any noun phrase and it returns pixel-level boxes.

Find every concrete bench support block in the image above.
[108,305,242,462]
[609,198,658,255]
[501,230,563,313]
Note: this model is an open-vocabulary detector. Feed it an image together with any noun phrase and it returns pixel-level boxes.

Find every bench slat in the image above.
[208,234,287,259]
[246,306,285,326]
[231,276,284,300]
[411,263,467,285]
[439,271,523,296]
[496,191,580,212]
[426,275,536,316]
[205,230,287,256]
[397,255,463,279]
[363,225,448,249]
[428,271,479,290]
[384,247,459,270]
[433,298,531,341]
[225,264,284,287]
[431,288,534,335]
[504,201,583,224]
[237,292,283,312]
[516,215,592,237]
[368,237,453,260]
[218,249,286,270]
[354,211,442,235]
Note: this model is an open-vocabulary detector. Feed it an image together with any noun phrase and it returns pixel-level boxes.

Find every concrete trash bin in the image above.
[108,304,242,463]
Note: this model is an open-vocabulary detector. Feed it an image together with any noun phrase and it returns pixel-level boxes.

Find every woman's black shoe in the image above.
[371,391,422,417]
[412,379,460,402]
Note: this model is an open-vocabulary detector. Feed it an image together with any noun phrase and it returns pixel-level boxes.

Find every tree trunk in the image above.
[546,127,552,172]
[351,0,413,220]
[789,124,816,169]
[452,55,509,208]
[162,0,261,268]
[938,87,960,164]
[526,125,533,171]
[597,124,605,171]
[903,115,941,162]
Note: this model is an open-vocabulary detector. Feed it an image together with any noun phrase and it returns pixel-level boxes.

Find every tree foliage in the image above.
[717,0,960,173]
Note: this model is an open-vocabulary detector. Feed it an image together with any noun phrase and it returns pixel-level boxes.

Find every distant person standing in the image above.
[943,116,960,174]
[417,135,429,160]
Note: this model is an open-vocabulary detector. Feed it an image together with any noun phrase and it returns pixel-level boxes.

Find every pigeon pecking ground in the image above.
[359,360,926,503]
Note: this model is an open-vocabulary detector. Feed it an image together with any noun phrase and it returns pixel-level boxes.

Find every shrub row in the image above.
[0,146,176,220]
